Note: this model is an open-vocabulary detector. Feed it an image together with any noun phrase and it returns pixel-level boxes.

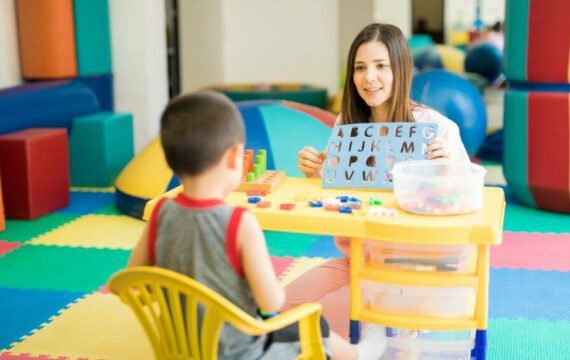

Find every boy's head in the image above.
[160,91,245,177]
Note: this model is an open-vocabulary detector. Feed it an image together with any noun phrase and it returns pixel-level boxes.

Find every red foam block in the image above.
[0,129,70,219]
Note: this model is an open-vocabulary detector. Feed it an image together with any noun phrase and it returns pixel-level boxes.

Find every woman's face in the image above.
[352,40,394,109]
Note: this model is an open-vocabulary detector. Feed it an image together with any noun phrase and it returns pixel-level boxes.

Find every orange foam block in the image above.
[16,0,77,79]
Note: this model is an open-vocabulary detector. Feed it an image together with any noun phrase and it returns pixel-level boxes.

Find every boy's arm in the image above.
[239,211,285,314]
[128,225,151,267]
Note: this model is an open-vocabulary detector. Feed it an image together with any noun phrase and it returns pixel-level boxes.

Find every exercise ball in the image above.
[465,42,503,83]
[413,47,443,71]
[413,45,466,73]
[411,70,487,156]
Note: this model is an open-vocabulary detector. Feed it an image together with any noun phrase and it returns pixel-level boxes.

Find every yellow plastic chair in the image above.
[109,266,326,360]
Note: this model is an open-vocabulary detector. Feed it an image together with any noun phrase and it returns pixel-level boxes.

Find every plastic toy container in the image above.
[365,281,476,318]
[367,240,477,274]
[392,160,487,215]
[381,327,475,360]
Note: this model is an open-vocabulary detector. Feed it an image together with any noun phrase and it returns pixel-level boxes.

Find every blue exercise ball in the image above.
[411,70,487,156]
[413,47,443,71]
[464,42,503,83]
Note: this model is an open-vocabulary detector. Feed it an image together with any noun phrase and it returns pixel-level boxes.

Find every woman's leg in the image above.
[318,285,351,339]
[283,257,350,308]
[284,257,351,337]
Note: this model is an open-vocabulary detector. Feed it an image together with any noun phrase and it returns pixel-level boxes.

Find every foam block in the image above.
[0,81,100,135]
[70,112,134,187]
[0,129,70,219]
[73,0,112,75]
[16,0,77,79]
[77,74,114,111]
[0,168,4,232]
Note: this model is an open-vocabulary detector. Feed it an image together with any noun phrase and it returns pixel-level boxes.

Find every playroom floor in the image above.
[1,162,570,359]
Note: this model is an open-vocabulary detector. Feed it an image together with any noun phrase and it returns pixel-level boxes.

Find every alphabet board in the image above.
[322,122,437,189]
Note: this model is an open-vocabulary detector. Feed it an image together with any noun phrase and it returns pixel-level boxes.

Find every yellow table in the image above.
[145,177,505,358]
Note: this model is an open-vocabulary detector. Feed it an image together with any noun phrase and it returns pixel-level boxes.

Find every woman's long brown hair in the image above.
[341,23,414,124]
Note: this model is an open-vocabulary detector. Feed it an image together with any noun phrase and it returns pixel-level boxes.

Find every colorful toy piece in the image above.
[237,148,285,193]
[368,207,398,217]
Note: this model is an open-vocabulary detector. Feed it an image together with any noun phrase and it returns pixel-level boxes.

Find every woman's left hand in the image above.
[426,138,449,160]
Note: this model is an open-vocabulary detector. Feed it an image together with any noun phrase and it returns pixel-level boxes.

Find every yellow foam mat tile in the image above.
[30,215,145,250]
[279,257,328,286]
[8,292,153,359]
[484,164,506,186]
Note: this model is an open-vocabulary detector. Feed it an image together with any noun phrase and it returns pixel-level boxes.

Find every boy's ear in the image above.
[227,143,244,169]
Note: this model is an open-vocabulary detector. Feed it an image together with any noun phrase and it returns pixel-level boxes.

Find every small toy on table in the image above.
[237,149,285,193]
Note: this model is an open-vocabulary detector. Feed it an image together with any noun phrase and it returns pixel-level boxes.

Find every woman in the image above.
[287,23,470,338]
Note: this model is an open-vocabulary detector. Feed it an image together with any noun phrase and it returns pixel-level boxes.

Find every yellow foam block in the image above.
[279,257,328,286]
[30,215,145,249]
[8,292,153,359]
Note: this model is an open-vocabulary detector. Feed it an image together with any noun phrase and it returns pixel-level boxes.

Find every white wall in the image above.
[339,0,375,74]
[374,0,412,38]
[109,0,169,151]
[180,0,340,94]
[0,0,21,89]
[179,0,225,93]
[223,0,339,93]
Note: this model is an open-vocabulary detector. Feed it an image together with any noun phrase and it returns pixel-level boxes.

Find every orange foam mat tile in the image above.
[29,215,145,250]
[6,292,153,359]
[278,257,328,286]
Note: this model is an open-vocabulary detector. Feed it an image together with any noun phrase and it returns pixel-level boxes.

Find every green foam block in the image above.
[73,0,112,74]
[70,112,134,187]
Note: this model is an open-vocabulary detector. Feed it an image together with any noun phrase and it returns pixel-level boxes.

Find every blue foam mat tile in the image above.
[489,268,570,321]
[0,287,86,349]
[305,235,343,258]
[56,191,115,215]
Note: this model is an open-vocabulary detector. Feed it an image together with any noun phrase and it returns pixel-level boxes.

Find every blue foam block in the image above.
[77,74,114,111]
[0,81,100,135]
[0,287,85,349]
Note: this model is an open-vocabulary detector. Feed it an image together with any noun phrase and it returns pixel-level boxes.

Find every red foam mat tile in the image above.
[491,231,570,271]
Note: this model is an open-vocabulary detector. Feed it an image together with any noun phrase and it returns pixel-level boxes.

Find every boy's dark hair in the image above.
[160,91,244,176]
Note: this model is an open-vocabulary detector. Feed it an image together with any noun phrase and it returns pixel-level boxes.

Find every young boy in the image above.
[128,92,385,359]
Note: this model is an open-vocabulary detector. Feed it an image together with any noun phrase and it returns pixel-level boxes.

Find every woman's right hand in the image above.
[298,146,327,178]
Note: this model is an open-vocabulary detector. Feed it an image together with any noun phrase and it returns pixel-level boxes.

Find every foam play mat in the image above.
[1,161,570,359]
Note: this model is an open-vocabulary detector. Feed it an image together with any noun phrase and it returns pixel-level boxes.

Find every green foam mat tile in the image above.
[265,231,316,257]
[0,245,129,292]
[488,318,570,359]
[0,214,80,243]
[505,202,570,234]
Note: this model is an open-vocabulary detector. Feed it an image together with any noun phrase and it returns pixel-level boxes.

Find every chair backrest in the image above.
[108,266,326,360]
